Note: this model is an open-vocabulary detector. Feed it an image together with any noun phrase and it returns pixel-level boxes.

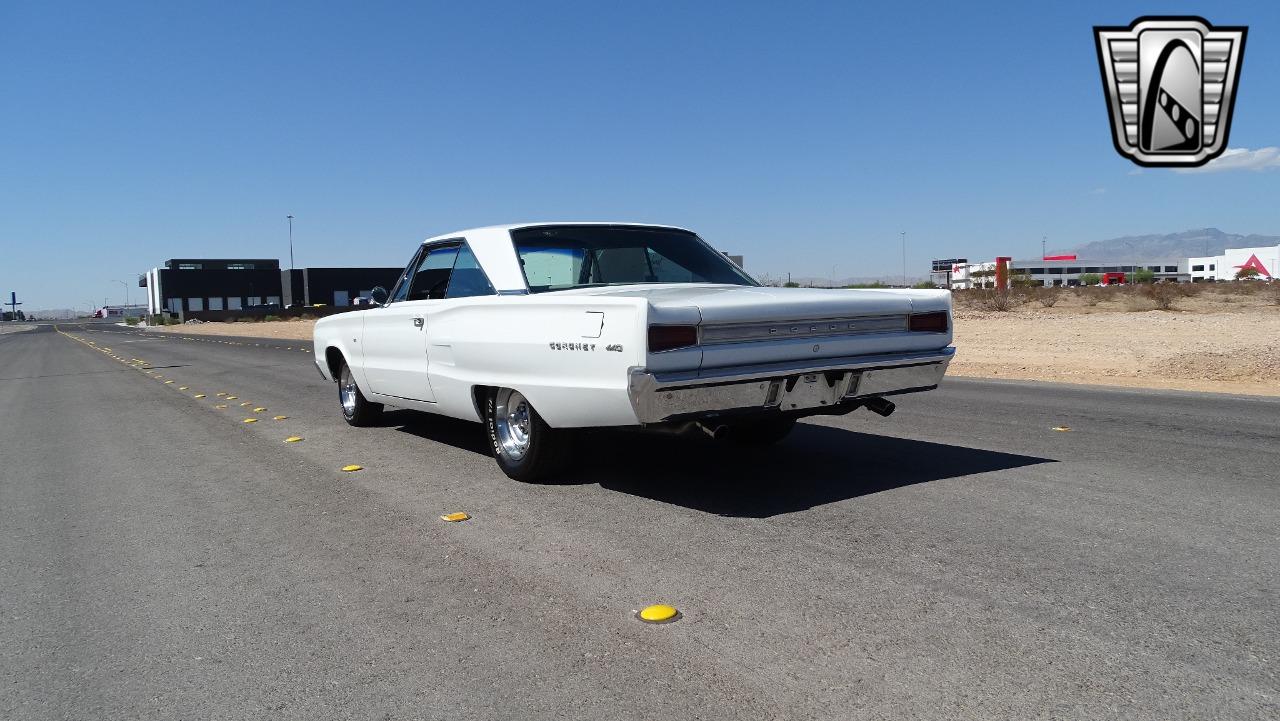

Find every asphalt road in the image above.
[2,323,1277,720]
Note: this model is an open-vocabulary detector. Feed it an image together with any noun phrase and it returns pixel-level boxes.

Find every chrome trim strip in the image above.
[648,347,955,387]
[496,289,530,296]
[700,314,907,344]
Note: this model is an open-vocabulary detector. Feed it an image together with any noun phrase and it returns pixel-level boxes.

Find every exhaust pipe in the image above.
[696,422,731,440]
[863,397,896,417]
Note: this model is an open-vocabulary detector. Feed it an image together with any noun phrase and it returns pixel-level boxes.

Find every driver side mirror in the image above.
[370,286,389,305]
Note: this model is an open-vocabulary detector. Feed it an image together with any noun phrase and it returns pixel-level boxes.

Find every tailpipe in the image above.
[863,397,896,417]
[696,422,731,440]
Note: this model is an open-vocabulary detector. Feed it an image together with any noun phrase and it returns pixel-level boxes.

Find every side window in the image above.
[444,244,496,298]
[406,244,460,301]
[388,248,422,304]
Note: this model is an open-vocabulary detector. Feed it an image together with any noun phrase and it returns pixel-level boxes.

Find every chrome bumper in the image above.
[627,348,954,424]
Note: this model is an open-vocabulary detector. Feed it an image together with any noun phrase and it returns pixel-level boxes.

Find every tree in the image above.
[1078,273,1102,286]
[1235,266,1261,281]
[1133,268,1156,284]
[783,281,800,288]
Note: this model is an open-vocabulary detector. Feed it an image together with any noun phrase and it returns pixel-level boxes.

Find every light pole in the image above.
[111,279,129,310]
[1042,235,1047,260]
[900,231,907,287]
[287,215,295,270]
[831,264,838,288]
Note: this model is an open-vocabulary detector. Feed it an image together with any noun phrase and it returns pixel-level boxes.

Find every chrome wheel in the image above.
[340,366,358,417]
[493,388,533,461]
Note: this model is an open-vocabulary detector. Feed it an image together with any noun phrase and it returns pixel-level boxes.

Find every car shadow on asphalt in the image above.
[583,424,1054,517]
[383,411,1053,518]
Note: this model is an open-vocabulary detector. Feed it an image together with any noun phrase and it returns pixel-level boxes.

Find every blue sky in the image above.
[2,1,1276,309]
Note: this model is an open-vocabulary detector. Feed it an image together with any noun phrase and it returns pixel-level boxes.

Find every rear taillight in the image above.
[909,311,948,333]
[648,325,698,352]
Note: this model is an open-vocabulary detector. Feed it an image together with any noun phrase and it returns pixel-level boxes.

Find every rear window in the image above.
[511,225,755,293]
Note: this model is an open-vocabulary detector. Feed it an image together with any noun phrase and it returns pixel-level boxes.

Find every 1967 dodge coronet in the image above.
[313,223,954,481]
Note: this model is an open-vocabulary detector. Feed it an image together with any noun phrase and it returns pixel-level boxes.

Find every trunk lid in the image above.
[576,284,952,370]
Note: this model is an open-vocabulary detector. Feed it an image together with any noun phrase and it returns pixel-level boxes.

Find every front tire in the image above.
[338,361,382,427]
[485,387,570,482]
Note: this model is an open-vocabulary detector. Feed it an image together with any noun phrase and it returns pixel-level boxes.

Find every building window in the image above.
[1147,265,1161,272]
[248,296,261,307]
[1084,267,1101,273]
[167,298,181,313]
[266,296,280,306]
[1026,268,1045,275]
[187,298,204,311]
[1048,268,1064,274]
[333,291,350,307]
[227,297,242,311]
[208,297,224,311]
[1210,265,1216,271]
[1192,265,1205,272]
[1066,267,1082,274]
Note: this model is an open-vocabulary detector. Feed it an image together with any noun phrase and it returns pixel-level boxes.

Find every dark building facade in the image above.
[142,259,401,317]
[281,267,402,308]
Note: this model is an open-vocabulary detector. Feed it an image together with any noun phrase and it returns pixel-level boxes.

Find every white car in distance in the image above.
[313,223,954,481]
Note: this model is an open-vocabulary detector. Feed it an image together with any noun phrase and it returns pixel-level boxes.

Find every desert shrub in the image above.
[1077,273,1101,287]
[1142,283,1179,310]
[124,316,140,326]
[223,317,238,323]
[264,314,281,322]
[783,281,800,288]
[164,315,182,325]
[1231,281,1259,296]
[298,313,317,321]
[1175,282,1204,297]
[1132,268,1156,284]
[1079,287,1103,306]
[977,289,1018,312]
[1268,284,1280,306]
[1035,287,1060,307]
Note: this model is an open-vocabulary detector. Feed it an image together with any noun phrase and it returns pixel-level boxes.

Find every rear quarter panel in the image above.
[425,295,649,426]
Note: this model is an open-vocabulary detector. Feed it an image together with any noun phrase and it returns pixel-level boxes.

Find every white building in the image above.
[1185,244,1280,281]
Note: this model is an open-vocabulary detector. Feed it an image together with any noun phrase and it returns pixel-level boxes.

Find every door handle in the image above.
[412,317,424,328]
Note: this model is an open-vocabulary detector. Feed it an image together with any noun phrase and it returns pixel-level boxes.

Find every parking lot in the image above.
[2,323,1277,720]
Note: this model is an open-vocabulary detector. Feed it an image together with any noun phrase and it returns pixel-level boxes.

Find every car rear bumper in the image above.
[627,347,954,424]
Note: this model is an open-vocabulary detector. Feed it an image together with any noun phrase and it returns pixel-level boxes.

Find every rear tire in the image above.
[723,416,796,446]
[338,361,383,427]
[484,387,571,482]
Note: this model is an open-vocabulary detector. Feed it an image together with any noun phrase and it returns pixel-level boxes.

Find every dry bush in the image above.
[1175,282,1205,298]
[1231,281,1260,296]
[976,289,1019,312]
[1266,284,1280,306]
[1142,283,1179,310]
[1035,287,1060,307]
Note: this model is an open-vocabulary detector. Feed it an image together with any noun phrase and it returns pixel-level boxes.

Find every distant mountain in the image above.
[1069,228,1280,261]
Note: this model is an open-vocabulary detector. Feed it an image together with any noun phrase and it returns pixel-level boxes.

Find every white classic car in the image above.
[313,223,954,481]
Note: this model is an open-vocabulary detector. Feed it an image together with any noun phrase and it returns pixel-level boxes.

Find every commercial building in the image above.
[142,258,401,318]
[945,256,1186,289]
[1185,243,1279,281]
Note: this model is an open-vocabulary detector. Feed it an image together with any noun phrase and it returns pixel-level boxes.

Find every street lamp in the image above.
[900,231,907,287]
[287,215,295,270]
[111,279,129,310]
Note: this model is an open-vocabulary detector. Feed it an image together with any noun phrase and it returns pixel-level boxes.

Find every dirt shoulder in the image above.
[147,285,1280,396]
[949,284,1280,396]
[148,320,315,341]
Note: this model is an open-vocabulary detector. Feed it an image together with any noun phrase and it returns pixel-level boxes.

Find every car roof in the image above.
[420,221,694,245]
